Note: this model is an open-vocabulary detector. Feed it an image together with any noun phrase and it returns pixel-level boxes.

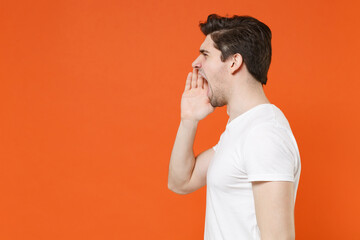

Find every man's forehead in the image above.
[200,35,215,51]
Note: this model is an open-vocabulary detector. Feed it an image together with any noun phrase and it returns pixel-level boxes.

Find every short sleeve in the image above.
[243,124,295,182]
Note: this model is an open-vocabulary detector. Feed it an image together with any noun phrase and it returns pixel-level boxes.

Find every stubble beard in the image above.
[209,87,226,108]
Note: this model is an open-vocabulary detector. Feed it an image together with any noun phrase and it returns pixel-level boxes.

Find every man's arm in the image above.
[168,120,214,195]
[167,68,215,194]
[167,119,198,194]
[252,181,295,240]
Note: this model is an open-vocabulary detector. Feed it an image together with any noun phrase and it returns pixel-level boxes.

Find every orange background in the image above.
[1,0,359,239]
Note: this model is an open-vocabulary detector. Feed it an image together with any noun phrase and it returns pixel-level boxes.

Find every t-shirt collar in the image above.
[226,103,273,130]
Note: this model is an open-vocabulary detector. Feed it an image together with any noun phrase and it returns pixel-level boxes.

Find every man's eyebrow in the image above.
[200,49,210,54]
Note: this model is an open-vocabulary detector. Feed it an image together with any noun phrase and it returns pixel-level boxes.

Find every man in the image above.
[168,14,301,240]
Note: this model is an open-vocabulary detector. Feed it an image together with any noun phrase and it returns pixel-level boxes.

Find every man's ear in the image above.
[229,53,243,74]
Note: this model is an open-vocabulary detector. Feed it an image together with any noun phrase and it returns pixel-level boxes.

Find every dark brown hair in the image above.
[199,14,272,85]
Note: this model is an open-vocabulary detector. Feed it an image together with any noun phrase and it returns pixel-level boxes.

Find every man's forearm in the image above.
[167,119,199,192]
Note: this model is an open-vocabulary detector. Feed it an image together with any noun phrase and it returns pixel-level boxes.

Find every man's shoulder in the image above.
[248,120,290,137]
[250,104,292,133]
[244,120,296,153]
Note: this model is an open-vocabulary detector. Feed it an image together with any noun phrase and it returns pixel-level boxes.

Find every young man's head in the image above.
[192,14,272,108]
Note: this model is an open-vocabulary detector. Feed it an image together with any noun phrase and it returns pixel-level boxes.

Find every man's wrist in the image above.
[180,118,199,128]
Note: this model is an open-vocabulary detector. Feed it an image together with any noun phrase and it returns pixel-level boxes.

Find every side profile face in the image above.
[192,34,230,107]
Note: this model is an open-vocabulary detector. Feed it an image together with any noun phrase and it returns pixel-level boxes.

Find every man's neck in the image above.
[226,84,270,123]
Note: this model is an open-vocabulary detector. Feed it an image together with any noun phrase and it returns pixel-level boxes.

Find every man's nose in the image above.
[192,56,202,69]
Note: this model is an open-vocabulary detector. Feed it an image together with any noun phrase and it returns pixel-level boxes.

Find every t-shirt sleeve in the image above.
[243,124,295,182]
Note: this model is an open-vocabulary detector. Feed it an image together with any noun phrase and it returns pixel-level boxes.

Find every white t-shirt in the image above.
[204,103,301,240]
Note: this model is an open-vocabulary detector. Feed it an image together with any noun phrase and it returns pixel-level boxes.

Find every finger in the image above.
[198,74,204,89]
[185,72,192,91]
[204,79,209,90]
[191,68,197,88]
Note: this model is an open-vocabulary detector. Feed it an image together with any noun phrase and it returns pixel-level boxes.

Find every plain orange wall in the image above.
[1,0,359,239]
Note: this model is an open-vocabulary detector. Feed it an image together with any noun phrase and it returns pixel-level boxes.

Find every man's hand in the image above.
[181,68,214,122]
